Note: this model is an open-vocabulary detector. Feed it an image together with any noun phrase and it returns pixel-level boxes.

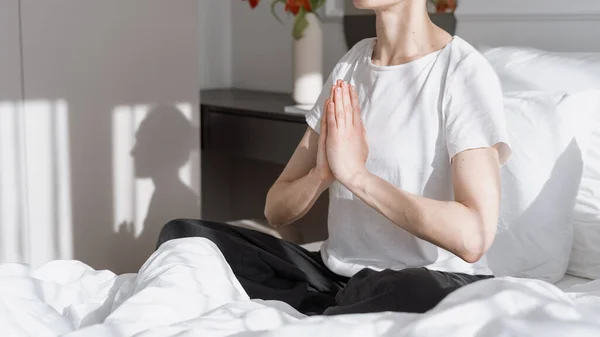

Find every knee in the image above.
[385,268,449,312]
[386,268,443,290]
[160,218,186,235]
[337,268,447,314]
[157,219,226,247]
[156,218,199,249]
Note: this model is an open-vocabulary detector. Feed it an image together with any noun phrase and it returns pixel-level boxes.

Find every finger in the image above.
[350,85,361,125]
[329,85,336,101]
[321,99,329,134]
[342,82,353,125]
[327,100,337,131]
[334,86,345,126]
[322,98,330,121]
[336,79,343,88]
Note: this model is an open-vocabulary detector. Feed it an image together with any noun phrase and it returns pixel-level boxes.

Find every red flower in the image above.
[244,0,325,39]
[245,0,260,9]
[284,0,312,15]
[436,0,456,13]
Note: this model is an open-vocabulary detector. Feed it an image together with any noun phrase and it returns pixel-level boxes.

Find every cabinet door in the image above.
[202,109,306,165]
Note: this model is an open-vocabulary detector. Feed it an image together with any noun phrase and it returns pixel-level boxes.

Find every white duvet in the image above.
[1,238,600,337]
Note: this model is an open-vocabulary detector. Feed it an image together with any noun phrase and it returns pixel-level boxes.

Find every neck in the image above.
[372,1,446,66]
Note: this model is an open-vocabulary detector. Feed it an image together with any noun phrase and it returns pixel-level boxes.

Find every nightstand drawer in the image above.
[202,109,307,165]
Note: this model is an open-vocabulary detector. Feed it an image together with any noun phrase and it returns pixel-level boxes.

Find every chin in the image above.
[353,0,405,10]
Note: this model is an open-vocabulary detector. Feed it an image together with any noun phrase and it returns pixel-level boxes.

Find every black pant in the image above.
[157,219,493,316]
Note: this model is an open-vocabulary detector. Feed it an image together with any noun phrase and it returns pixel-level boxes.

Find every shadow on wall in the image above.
[113,105,199,274]
[0,101,200,273]
[0,0,200,274]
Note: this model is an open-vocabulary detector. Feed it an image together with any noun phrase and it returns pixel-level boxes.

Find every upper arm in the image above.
[444,53,511,165]
[275,127,319,184]
[444,52,511,237]
[451,147,502,237]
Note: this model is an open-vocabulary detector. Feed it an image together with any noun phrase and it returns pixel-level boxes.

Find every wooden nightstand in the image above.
[200,88,328,244]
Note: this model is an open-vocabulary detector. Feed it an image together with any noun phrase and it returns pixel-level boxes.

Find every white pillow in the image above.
[480,47,600,280]
[487,90,600,283]
[569,110,600,279]
[481,46,600,93]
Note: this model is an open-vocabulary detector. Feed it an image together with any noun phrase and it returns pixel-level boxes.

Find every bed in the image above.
[1,238,599,337]
[2,2,600,336]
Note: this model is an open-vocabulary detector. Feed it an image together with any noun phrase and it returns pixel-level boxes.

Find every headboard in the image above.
[455,0,600,53]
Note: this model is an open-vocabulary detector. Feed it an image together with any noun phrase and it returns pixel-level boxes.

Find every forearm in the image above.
[265,169,330,228]
[346,170,493,262]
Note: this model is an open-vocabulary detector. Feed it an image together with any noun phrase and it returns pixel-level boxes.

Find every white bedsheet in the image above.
[1,238,599,337]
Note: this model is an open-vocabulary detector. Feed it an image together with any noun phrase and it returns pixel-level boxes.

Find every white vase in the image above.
[292,13,323,106]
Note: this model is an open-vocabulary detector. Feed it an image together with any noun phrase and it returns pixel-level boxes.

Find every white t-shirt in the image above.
[305,36,511,278]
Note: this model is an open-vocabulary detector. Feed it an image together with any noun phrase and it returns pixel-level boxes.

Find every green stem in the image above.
[270,0,285,24]
[292,7,309,40]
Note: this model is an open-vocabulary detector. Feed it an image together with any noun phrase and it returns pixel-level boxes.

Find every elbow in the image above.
[458,239,489,263]
[264,189,283,229]
[459,249,486,264]
[458,220,497,264]
[264,195,278,229]
[264,207,282,229]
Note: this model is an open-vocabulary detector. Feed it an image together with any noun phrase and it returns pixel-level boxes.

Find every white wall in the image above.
[199,0,232,89]
[458,0,600,16]
[231,0,348,93]
[0,0,21,102]
[0,0,26,263]
[0,0,201,274]
[226,0,600,92]
[456,0,600,52]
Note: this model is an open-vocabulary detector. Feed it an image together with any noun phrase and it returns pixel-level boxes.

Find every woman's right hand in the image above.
[314,85,337,186]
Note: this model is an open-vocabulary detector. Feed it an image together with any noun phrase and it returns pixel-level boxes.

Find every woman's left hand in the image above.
[326,80,369,185]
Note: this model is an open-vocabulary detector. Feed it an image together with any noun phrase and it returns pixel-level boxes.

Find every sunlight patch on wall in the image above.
[23,100,74,265]
[54,100,73,260]
[112,104,151,238]
[112,105,135,236]
[0,101,24,263]
[176,102,193,188]
[133,105,152,238]
[23,101,56,264]
[0,100,73,265]
[112,103,197,238]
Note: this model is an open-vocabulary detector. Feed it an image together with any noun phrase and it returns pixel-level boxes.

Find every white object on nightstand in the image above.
[293,13,323,105]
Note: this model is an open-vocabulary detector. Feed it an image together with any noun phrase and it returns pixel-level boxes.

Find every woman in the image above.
[158,0,510,315]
